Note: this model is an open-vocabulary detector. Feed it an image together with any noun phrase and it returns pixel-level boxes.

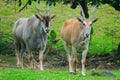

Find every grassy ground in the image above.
[0,68,120,80]
[0,54,120,80]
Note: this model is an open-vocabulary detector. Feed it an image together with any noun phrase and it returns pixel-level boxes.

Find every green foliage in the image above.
[46,30,63,55]
[0,1,120,54]
[18,0,22,6]
[0,38,6,53]
[3,0,120,11]
[48,30,59,45]
[49,30,56,40]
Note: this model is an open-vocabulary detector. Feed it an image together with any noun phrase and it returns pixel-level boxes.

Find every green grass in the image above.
[0,1,120,54]
[0,68,120,80]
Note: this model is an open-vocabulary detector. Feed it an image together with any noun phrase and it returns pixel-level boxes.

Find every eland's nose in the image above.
[86,34,89,38]
[46,29,49,33]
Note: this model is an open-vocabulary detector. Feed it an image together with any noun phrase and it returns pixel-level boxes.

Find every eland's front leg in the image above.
[39,50,44,70]
[81,48,88,76]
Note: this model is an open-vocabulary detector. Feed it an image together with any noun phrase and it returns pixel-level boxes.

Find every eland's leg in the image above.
[72,45,78,74]
[29,52,34,69]
[81,48,88,76]
[20,52,24,69]
[64,43,74,73]
[15,49,20,67]
[14,40,21,68]
[19,43,26,69]
[15,47,24,68]
[39,50,44,70]
[67,54,73,73]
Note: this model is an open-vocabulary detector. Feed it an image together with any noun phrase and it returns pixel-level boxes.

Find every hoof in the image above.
[70,72,77,75]
[40,68,44,70]
[82,73,86,76]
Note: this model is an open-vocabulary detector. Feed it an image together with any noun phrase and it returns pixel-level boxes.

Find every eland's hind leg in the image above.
[29,52,34,69]
[14,40,21,68]
[19,43,25,69]
[15,39,25,69]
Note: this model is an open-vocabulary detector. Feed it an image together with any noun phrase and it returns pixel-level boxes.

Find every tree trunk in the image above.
[117,42,120,54]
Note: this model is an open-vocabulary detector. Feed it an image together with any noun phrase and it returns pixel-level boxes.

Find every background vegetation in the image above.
[0,0,120,55]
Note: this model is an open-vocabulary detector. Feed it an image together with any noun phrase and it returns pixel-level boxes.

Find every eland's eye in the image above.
[90,24,92,26]
[41,19,44,22]
[83,23,85,26]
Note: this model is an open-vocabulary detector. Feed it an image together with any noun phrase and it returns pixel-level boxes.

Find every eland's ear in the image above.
[77,17,83,23]
[50,15,56,20]
[35,14,43,20]
[92,18,98,23]
[35,14,40,19]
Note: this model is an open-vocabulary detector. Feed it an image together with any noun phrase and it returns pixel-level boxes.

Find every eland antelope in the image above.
[61,3,98,76]
[13,4,56,69]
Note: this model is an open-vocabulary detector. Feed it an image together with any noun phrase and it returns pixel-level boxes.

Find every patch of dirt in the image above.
[0,50,120,70]
[44,51,120,70]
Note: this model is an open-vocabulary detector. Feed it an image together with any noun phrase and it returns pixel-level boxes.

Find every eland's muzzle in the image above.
[86,34,89,38]
[46,29,49,33]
